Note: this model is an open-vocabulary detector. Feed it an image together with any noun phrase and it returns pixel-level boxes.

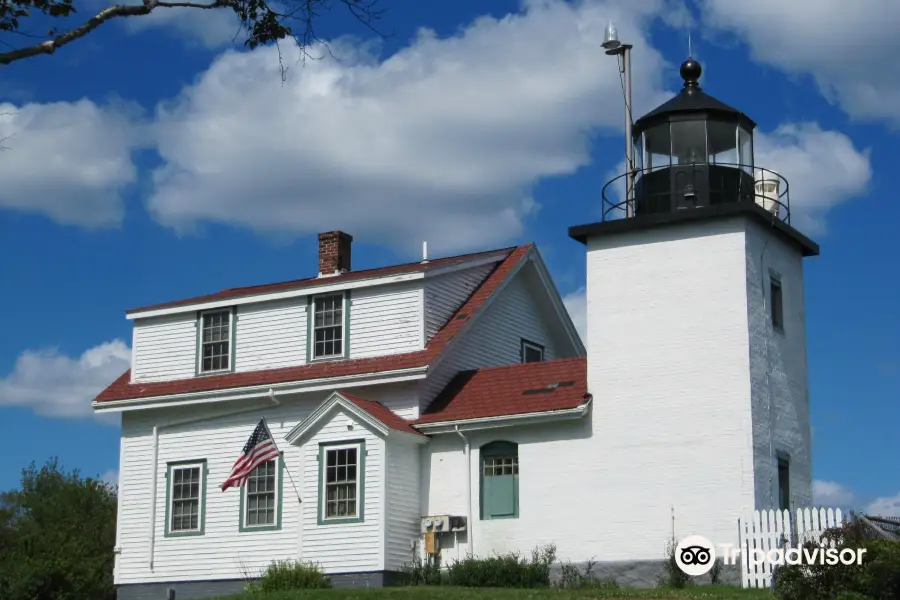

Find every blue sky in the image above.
[0,0,897,515]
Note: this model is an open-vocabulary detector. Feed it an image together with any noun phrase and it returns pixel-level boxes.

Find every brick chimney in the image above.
[318,231,353,276]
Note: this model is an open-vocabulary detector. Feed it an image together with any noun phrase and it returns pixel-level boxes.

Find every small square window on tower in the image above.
[770,274,784,333]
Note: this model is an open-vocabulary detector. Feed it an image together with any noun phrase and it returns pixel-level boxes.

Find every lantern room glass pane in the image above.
[671,120,707,165]
[739,126,753,172]
[642,123,671,171]
[707,120,737,165]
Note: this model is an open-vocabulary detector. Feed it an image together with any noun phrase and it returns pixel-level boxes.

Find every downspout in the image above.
[454,425,473,558]
[147,388,281,570]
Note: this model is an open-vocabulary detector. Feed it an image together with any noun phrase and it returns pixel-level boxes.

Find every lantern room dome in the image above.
[599,56,790,224]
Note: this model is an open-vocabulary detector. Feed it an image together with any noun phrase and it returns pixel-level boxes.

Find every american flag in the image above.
[221,419,280,491]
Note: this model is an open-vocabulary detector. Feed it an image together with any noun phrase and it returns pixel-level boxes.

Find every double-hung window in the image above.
[198,309,233,373]
[312,293,345,359]
[241,457,282,531]
[318,441,364,524]
[166,461,207,536]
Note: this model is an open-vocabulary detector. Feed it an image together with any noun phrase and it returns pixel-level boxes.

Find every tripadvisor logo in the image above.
[674,535,867,576]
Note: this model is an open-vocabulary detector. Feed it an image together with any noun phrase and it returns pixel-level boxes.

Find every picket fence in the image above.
[737,507,844,589]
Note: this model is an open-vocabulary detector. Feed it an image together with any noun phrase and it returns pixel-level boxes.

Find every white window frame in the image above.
[197,308,233,374]
[310,292,347,361]
[320,442,362,522]
[241,456,280,530]
[167,461,206,535]
[521,339,545,363]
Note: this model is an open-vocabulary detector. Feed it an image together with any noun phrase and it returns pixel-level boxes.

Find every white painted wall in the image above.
[234,299,307,372]
[384,437,420,571]
[299,406,384,574]
[131,314,197,382]
[130,281,428,383]
[745,220,813,510]
[115,382,418,585]
[424,264,495,341]
[582,217,759,559]
[349,283,423,359]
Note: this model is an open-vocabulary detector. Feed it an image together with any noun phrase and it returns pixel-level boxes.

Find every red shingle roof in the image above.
[94,245,533,404]
[127,246,517,314]
[340,392,425,436]
[414,357,588,425]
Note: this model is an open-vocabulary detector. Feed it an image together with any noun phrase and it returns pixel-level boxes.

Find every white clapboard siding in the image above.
[356,382,422,421]
[115,400,320,584]
[349,283,423,359]
[300,408,384,573]
[738,507,844,589]
[131,314,197,382]
[384,437,420,571]
[419,270,559,407]
[424,264,495,341]
[116,382,416,585]
[234,299,307,372]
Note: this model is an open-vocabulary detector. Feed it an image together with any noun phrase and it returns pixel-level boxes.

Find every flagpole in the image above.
[263,417,303,504]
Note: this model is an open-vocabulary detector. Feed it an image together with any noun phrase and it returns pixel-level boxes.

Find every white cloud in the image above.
[753,123,871,235]
[0,100,142,227]
[813,480,900,518]
[147,0,677,254]
[866,493,900,519]
[100,469,120,487]
[563,287,587,344]
[122,3,240,48]
[813,480,857,509]
[0,340,130,423]
[700,0,900,127]
[144,0,871,254]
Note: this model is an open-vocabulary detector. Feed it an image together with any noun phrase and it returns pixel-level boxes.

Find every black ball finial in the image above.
[680,58,702,87]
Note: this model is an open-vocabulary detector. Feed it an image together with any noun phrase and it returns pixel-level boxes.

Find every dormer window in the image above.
[521,339,545,363]
[198,309,234,374]
[311,292,347,360]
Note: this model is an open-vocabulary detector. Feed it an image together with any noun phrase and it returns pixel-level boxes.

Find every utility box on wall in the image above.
[421,515,467,533]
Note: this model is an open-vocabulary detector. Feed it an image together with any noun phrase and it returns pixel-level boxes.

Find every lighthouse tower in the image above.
[568,58,818,559]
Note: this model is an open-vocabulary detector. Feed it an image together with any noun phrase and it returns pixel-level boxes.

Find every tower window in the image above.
[777,455,790,511]
[769,275,784,332]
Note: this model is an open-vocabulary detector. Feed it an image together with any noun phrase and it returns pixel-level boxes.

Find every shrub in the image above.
[446,544,557,587]
[659,536,692,589]
[709,558,723,585]
[255,560,331,592]
[773,517,900,600]
[399,555,444,586]
[556,559,618,589]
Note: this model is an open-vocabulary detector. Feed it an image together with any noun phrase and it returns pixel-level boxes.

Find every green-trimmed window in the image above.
[318,441,365,524]
[312,293,345,359]
[240,456,282,531]
[198,309,233,373]
[480,441,519,520]
[166,460,207,536]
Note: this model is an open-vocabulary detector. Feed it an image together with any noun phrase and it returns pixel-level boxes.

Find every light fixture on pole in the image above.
[602,21,635,218]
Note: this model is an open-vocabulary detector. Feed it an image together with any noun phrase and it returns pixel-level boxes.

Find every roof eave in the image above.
[413,397,592,434]
[91,366,429,412]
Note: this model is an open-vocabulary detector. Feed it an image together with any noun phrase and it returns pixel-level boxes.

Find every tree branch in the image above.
[0,0,223,65]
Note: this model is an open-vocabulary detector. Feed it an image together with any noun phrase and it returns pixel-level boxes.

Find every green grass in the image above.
[221,585,773,600]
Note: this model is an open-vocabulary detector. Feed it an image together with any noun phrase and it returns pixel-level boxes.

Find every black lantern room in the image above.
[619,58,769,217]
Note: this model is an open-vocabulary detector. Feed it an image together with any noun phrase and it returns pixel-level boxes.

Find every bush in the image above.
[556,559,618,589]
[254,560,331,592]
[773,517,900,600]
[399,555,445,586]
[446,544,557,587]
[659,536,692,589]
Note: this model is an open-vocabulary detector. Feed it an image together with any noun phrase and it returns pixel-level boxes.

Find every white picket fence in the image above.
[737,507,844,589]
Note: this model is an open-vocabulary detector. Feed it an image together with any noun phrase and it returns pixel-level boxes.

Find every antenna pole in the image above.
[623,44,634,218]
